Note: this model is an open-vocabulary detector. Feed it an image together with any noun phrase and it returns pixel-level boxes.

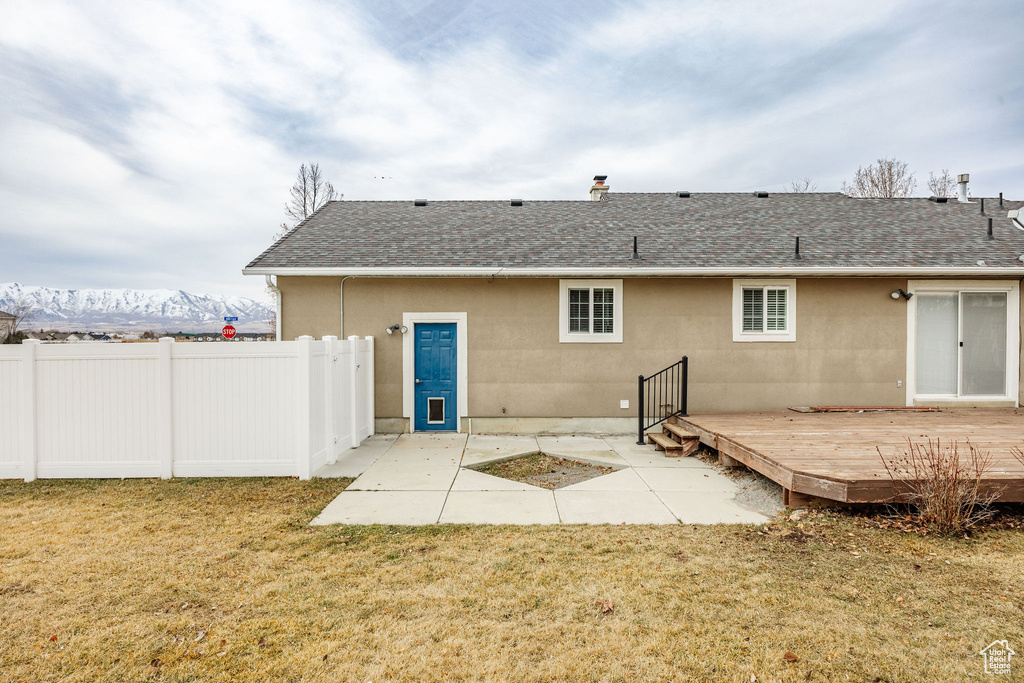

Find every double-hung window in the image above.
[560,279,623,343]
[732,279,796,341]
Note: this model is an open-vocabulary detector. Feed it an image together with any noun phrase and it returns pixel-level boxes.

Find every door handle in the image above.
[415,379,421,384]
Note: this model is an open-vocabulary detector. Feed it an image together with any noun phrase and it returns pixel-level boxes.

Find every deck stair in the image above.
[646,419,700,457]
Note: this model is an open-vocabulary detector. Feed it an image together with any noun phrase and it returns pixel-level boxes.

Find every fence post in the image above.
[157,337,174,479]
[636,374,645,446]
[323,336,338,464]
[365,336,375,437]
[348,335,360,448]
[296,335,313,480]
[21,340,39,482]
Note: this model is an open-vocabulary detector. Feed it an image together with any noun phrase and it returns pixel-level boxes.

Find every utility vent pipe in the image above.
[980,198,985,214]
[988,218,994,240]
[794,236,802,259]
[957,173,970,203]
[631,236,641,260]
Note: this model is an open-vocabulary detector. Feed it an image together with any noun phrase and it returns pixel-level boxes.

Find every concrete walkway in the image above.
[311,433,770,526]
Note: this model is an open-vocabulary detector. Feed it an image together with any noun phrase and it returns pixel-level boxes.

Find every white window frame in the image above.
[732,279,796,342]
[559,279,623,343]
[905,280,1019,406]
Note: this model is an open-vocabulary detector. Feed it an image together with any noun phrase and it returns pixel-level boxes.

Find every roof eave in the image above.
[243,266,1024,278]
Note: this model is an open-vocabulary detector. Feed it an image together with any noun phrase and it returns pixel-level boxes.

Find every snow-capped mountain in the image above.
[0,283,273,332]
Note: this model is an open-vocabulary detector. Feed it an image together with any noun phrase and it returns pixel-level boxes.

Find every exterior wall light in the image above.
[386,324,408,335]
[891,289,913,301]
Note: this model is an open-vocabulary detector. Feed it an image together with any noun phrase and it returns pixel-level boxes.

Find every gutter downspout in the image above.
[265,275,282,341]
[340,276,352,338]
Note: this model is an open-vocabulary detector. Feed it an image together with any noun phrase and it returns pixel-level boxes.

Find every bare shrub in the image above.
[787,177,818,193]
[841,157,916,198]
[927,168,957,197]
[877,439,1000,533]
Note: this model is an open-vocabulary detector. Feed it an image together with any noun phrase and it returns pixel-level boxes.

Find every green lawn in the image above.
[1,478,1021,681]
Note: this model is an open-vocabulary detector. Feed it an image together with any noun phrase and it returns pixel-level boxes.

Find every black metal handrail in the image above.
[637,356,688,445]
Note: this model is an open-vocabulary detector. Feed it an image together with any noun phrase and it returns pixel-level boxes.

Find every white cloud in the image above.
[0,0,1021,298]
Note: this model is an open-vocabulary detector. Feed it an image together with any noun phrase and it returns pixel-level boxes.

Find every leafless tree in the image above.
[927,169,957,198]
[283,162,340,226]
[0,298,34,344]
[787,177,818,193]
[841,158,917,198]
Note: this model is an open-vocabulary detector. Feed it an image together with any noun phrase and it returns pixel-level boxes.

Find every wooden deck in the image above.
[676,409,1024,504]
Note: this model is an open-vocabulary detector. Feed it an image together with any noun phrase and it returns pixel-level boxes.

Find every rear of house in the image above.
[245,177,1024,433]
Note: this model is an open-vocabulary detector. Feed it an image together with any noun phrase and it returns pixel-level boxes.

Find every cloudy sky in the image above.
[1,0,1022,300]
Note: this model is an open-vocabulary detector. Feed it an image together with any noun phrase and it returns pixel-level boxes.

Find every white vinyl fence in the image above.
[0,335,374,481]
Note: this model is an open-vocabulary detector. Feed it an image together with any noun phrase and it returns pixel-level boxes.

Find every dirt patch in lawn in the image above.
[474,453,618,489]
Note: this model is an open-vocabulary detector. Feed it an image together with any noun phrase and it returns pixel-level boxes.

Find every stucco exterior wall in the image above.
[279,276,341,341]
[278,276,913,416]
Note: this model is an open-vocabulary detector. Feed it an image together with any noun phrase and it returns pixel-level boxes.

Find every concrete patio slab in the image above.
[461,435,539,468]
[310,490,448,526]
[554,490,678,525]
[450,468,545,491]
[537,436,627,468]
[348,445,462,491]
[602,436,708,469]
[656,491,769,524]
[635,467,739,493]
[312,434,398,478]
[311,432,773,527]
[388,432,468,452]
[559,468,650,491]
[439,491,559,524]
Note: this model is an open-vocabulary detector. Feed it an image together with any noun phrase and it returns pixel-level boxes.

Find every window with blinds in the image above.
[559,280,623,343]
[742,287,787,333]
[569,287,614,334]
[569,289,590,332]
[742,288,763,331]
[593,288,614,333]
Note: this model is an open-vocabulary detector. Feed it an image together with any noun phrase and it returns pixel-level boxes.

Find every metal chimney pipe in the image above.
[957,173,970,203]
[795,236,802,259]
[999,192,1003,207]
[980,198,985,214]
[631,235,640,259]
[988,218,993,240]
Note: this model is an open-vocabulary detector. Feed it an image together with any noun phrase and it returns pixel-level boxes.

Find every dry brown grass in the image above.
[1,478,1022,682]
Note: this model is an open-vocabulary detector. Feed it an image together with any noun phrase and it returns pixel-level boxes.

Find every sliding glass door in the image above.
[915,290,1008,398]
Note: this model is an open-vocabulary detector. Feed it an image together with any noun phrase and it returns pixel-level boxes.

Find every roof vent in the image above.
[414,199,427,207]
[928,196,948,203]
[957,173,970,203]
[754,191,769,198]
[510,198,523,207]
[676,191,690,198]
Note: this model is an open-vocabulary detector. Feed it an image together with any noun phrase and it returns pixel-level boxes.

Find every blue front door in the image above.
[414,323,458,431]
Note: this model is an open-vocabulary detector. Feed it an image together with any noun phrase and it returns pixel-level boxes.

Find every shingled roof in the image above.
[244,192,1024,275]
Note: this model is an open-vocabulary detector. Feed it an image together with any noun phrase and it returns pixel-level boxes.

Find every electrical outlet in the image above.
[897,380,903,388]
[620,400,629,409]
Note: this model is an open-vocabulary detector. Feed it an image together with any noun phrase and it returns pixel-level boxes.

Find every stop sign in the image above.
[222,324,236,339]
